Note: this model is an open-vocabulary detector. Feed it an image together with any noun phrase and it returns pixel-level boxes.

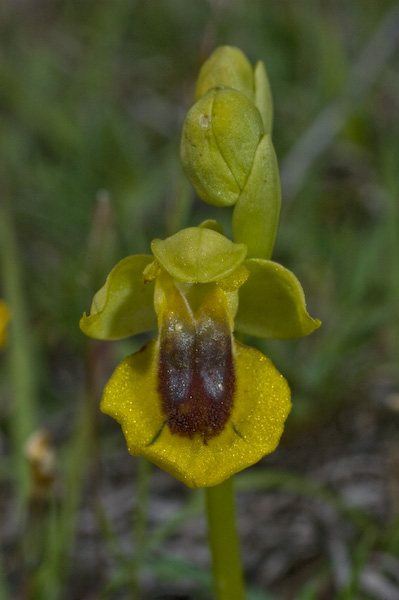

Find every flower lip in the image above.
[151,227,247,283]
[100,337,292,488]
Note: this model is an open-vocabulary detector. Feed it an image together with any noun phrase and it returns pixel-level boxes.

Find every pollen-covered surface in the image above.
[101,337,291,488]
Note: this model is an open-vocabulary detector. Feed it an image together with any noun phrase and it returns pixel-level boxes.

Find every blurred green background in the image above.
[0,1,398,599]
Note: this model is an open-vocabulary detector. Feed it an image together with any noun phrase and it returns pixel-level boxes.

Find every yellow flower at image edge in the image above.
[80,226,320,488]
[0,301,10,349]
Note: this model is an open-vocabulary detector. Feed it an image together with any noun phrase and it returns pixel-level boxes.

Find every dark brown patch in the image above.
[158,312,235,443]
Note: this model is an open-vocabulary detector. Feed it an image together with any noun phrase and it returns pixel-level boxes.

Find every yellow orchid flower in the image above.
[0,301,10,349]
[80,225,320,488]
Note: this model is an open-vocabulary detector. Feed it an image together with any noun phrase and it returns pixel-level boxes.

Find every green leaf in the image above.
[235,258,321,338]
[151,227,247,283]
[80,255,156,340]
[232,134,281,260]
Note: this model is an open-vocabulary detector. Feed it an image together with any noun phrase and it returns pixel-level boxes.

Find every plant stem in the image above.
[0,200,37,504]
[205,477,245,600]
[130,457,152,598]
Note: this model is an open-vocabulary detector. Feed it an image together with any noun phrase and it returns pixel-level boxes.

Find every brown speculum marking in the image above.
[158,306,235,443]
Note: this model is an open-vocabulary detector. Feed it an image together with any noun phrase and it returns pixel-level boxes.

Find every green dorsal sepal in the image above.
[151,227,247,283]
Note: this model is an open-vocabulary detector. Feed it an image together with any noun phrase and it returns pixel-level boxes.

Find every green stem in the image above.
[0,200,37,504]
[130,456,152,598]
[205,477,245,600]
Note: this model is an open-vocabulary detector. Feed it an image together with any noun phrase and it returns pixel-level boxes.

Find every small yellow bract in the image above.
[0,301,10,350]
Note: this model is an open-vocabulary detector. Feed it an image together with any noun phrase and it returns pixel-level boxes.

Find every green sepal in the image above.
[151,227,247,283]
[254,61,273,134]
[232,134,281,260]
[180,88,264,207]
[80,255,157,340]
[181,90,239,207]
[212,88,264,189]
[235,258,321,339]
[195,45,254,102]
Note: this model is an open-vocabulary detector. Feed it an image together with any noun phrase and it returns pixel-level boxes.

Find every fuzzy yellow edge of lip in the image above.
[100,336,291,489]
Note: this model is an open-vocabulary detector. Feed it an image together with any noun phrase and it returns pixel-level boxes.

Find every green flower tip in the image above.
[195,45,273,133]
[80,227,320,487]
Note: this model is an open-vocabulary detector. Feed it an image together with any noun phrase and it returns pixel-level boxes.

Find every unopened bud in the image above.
[181,87,264,207]
[195,45,273,133]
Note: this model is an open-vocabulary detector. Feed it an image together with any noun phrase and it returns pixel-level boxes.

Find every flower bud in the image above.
[180,87,264,207]
[195,45,273,133]
[195,46,254,101]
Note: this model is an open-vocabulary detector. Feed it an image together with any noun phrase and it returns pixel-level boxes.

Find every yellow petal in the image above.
[101,338,291,489]
[101,339,165,445]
